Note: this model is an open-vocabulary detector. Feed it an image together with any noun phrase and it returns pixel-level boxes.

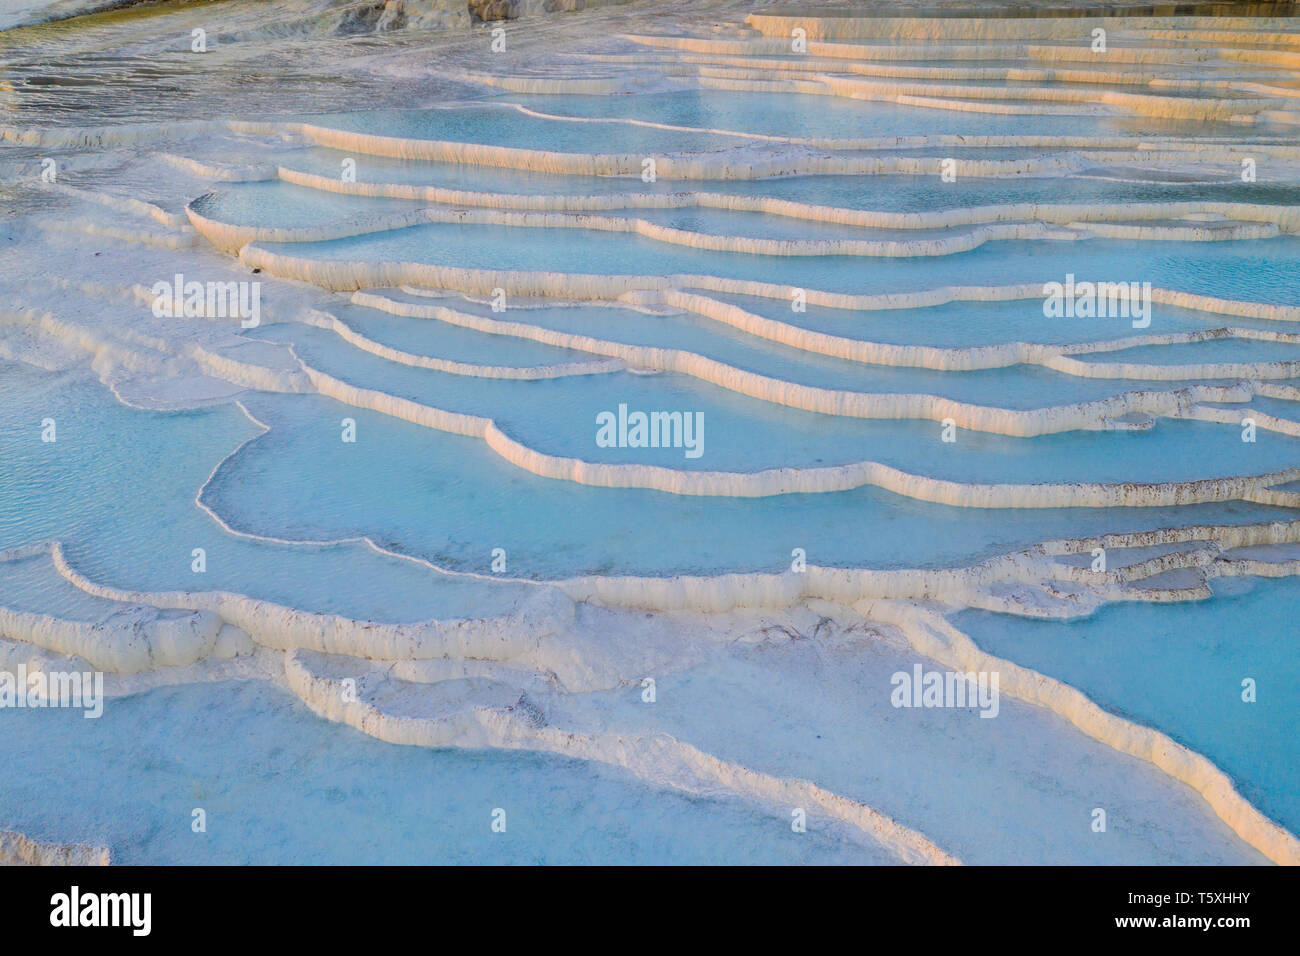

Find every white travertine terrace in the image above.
[283,648,961,865]
[861,599,1300,868]
[0,830,110,867]
[0,604,227,674]
[6,513,1300,864]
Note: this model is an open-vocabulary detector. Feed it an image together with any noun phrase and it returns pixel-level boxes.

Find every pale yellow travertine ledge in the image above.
[229,237,1300,378]
[236,243,1300,329]
[305,308,625,380]
[14,303,1298,506]
[673,278,1300,322]
[664,289,1300,372]
[216,119,1300,179]
[188,197,1078,257]
[585,50,1298,93]
[186,188,1300,257]
[266,174,1300,227]
[353,289,1300,422]
[744,14,1300,42]
[484,420,1300,502]
[555,519,1300,612]
[693,69,1282,122]
[626,32,1300,70]
[8,114,1299,154]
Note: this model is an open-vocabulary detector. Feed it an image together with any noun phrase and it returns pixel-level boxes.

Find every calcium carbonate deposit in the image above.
[0,0,1298,865]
